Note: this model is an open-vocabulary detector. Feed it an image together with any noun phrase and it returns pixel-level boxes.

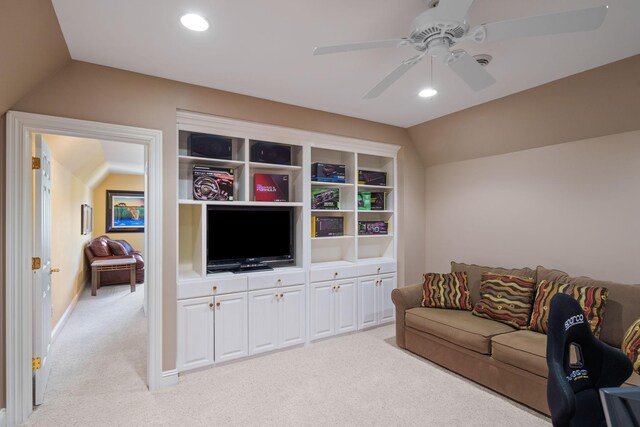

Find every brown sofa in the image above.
[84,235,145,286]
[392,262,640,415]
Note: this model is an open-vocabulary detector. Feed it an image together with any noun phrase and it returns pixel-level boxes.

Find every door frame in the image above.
[4,111,164,426]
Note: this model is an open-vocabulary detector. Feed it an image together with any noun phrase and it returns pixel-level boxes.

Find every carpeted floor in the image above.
[26,284,551,426]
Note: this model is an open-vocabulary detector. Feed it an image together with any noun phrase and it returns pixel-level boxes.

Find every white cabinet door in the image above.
[310,281,335,340]
[215,292,248,363]
[378,275,396,323]
[358,277,377,330]
[279,285,306,348]
[335,279,357,335]
[248,289,279,355]
[177,297,214,372]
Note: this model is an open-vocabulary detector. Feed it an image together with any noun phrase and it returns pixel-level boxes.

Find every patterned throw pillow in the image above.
[472,273,537,329]
[108,240,129,256]
[529,280,608,337]
[422,272,471,311]
[622,318,640,375]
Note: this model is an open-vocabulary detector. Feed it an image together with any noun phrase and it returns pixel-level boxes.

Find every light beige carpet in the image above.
[26,284,550,426]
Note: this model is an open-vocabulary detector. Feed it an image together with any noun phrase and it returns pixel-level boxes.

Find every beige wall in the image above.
[424,130,640,284]
[409,55,640,167]
[50,157,92,327]
[9,60,425,372]
[92,174,145,254]
[0,1,70,114]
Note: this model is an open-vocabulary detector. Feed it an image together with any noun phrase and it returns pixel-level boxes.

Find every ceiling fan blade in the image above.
[363,55,423,99]
[447,50,496,91]
[433,0,475,22]
[313,39,408,55]
[482,5,608,43]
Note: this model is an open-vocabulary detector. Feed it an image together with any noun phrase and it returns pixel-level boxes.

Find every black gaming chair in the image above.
[546,293,633,427]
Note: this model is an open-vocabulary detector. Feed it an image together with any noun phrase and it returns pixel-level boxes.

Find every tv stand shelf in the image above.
[175,111,399,373]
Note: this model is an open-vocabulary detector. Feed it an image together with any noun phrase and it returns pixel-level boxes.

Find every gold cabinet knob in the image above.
[50,268,60,273]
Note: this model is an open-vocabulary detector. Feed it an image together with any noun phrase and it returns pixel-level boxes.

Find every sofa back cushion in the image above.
[537,266,640,347]
[88,238,111,257]
[422,272,472,311]
[472,273,537,329]
[108,240,129,256]
[451,262,536,306]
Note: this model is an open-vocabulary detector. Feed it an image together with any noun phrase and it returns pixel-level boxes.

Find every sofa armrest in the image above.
[391,283,423,348]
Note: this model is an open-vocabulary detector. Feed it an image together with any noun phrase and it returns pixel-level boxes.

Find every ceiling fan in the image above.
[313,0,608,99]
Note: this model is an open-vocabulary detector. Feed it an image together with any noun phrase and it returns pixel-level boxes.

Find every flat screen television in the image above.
[207,206,294,273]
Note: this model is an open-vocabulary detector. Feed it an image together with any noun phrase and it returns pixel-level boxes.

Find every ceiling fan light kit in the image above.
[313,1,608,98]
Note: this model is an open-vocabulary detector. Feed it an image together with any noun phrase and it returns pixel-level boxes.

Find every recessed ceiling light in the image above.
[180,13,209,32]
[419,88,438,98]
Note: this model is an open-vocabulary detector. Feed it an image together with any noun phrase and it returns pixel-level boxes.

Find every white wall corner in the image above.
[159,370,179,388]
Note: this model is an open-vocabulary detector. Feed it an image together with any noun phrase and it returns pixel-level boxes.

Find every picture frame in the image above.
[81,204,93,235]
[106,190,145,233]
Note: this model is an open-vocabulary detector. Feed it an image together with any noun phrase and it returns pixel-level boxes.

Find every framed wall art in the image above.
[106,190,145,233]
[81,204,93,235]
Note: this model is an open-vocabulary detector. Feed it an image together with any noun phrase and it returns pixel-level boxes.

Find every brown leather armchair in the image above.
[84,235,144,286]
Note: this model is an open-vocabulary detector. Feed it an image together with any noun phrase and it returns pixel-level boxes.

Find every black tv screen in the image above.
[207,206,294,270]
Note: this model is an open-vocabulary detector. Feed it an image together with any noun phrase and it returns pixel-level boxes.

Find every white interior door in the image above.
[33,134,53,405]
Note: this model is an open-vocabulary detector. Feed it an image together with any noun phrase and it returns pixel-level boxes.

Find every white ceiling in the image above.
[44,134,144,188]
[51,0,640,127]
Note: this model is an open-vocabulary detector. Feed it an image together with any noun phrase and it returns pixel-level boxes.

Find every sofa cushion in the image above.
[89,238,111,257]
[622,318,640,375]
[529,279,608,337]
[422,272,471,311]
[108,240,129,255]
[472,273,537,329]
[537,266,640,348]
[406,307,515,354]
[451,262,536,306]
[627,372,640,387]
[116,240,135,254]
[491,330,548,378]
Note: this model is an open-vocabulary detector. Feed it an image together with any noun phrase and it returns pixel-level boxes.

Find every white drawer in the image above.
[248,270,306,291]
[358,262,396,277]
[310,265,359,283]
[178,275,247,300]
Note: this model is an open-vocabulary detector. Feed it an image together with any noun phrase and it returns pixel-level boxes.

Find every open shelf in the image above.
[311,181,354,187]
[179,199,303,207]
[358,234,394,239]
[357,185,394,191]
[249,161,302,171]
[179,155,245,169]
[311,209,354,213]
[311,235,354,240]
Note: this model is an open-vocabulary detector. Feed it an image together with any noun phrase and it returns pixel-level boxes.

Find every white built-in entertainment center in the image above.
[176,111,399,372]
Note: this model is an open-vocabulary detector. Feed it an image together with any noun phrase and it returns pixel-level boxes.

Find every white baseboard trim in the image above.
[159,369,179,388]
[51,288,82,344]
[0,407,6,427]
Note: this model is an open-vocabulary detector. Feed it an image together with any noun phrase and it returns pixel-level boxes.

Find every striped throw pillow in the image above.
[422,272,471,311]
[472,273,537,329]
[529,280,609,337]
[622,318,640,375]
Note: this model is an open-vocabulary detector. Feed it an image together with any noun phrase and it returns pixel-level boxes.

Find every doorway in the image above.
[5,111,164,427]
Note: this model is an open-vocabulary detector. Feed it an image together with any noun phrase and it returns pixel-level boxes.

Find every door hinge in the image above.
[32,257,41,270]
[32,357,41,371]
[32,157,41,169]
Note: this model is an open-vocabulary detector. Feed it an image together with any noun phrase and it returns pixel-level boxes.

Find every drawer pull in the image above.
[334,272,338,278]
[212,286,218,293]
[209,303,214,309]
[337,285,341,290]
[216,301,221,308]
[280,293,284,299]
[377,267,381,273]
